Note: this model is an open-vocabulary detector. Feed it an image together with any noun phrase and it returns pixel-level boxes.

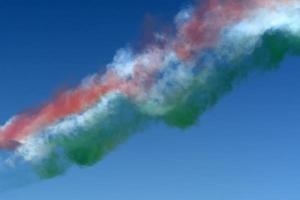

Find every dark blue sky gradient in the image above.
[0,1,300,199]
[0,0,186,122]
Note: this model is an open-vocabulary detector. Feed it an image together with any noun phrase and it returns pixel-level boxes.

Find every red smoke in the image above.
[0,73,122,144]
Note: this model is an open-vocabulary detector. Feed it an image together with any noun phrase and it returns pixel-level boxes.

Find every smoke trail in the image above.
[1,0,300,186]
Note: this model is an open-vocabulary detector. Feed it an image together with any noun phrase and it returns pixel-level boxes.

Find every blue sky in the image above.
[1,0,300,199]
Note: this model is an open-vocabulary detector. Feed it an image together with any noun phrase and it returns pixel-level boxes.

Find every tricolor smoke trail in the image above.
[1,0,300,183]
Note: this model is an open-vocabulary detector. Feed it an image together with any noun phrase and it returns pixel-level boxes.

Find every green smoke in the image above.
[30,30,300,179]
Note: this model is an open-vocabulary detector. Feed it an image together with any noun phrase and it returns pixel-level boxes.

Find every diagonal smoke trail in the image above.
[0,0,300,187]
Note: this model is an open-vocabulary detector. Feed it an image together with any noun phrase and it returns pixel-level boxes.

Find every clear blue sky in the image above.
[1,0,300,199]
